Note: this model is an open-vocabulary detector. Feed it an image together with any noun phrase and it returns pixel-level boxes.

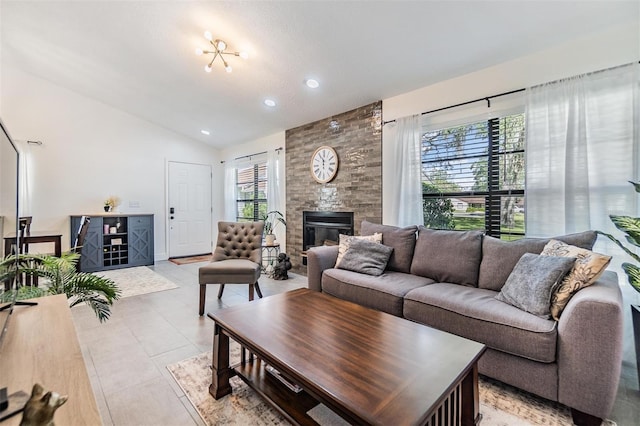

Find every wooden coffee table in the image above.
[208,288,485,425]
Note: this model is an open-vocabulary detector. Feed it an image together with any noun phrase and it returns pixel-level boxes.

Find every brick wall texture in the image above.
[285,101,383,272]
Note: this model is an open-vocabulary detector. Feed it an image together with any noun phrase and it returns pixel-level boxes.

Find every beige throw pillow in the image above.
[541,239,612,320]
[336,233,382,267]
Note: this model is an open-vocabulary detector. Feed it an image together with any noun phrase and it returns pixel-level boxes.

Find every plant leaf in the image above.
[610,215,640,245]
[9,251,120,322]
[622,262,640,294]
[627,235,640,248]
[629,180,640,193]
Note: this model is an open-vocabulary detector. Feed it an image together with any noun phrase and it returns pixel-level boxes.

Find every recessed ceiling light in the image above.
[201,130,210,135]
[306,79,320,89]
[264,99,276,107]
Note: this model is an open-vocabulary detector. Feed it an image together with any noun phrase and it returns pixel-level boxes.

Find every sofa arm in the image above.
[306,245,339,292]
[557,270,623,419]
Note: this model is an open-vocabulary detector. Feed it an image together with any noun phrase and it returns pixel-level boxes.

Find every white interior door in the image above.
[168,161,212,258]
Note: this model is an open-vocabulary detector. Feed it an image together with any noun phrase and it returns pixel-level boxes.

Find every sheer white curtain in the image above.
[526,63,640,244]
[223,161,237,221]
[266,149,285,248]
[266,149,282,214]
[16,140,32,216]
[394,114,424,227]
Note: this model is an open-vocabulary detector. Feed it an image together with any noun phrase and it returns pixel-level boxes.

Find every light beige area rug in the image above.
[95,266,178,298]
[167,344,615,426]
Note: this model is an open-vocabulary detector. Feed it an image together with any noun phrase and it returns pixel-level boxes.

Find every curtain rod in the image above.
[220,147,283,164]
[383,61,639,126]
[530,60,639,89]
[383,88,525,125]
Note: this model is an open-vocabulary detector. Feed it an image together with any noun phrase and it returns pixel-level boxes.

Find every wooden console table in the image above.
[3,231,62,257]
[0,295,101,425]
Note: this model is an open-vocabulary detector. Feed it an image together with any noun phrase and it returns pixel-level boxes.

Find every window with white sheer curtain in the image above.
[525,63,640,246]
[223,150,284,223]
[232,154,268,222]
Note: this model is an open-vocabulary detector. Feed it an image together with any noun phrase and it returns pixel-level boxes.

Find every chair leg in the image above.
[255,281,263,299]
[217,284,225,299]
[199,284,206,316]
[249,284,254,301]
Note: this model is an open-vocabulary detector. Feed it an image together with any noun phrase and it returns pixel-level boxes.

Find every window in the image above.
[421,113,525,239]
[235,162,268,221]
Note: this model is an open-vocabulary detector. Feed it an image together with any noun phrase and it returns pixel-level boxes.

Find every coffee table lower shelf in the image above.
[232,359,322,426]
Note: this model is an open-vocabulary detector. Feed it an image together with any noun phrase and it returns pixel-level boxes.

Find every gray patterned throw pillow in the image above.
[337,238,394,276]
[495,253,576,318]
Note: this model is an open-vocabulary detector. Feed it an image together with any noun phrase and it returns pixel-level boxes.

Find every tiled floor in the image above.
[71,261,640,425]
[72,261,306,426]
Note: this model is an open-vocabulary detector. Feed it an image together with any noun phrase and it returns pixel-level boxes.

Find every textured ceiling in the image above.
[1,1,637,148]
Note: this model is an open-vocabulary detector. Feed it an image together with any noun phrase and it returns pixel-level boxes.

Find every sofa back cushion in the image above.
[361,221,417,273]
[410,227,483,286]
[478,230,598,291]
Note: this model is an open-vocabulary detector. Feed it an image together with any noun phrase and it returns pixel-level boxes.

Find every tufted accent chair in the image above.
[198,221,264,315]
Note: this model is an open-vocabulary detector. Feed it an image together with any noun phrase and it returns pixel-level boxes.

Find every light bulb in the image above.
[239,51,249,59]
[264,99,276,107]
[216,40,227,51]
[195,47,203,56]
[204,31,212,41]
[205,64,212,73]
[306,79,320,89]
[225,65,232,73]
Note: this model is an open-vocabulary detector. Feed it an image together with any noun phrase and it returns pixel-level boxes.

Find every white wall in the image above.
[382,23,640,225]
[220,131,287,251]
[0,66,221,260]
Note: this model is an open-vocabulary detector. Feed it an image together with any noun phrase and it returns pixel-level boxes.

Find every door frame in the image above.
[165,160,213,259]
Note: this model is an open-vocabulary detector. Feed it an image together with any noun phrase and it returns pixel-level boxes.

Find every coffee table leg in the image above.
[210,323,233,399]
[461,363,481,426]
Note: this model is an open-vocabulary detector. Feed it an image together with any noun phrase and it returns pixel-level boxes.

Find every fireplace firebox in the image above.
[302,211,354,256]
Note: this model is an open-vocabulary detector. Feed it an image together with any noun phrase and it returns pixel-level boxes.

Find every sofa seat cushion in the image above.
[322,269,434,317]
[404,283,558,363]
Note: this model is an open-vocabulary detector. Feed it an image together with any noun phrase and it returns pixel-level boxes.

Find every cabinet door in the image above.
[128,215,154,266]
[71,216,103,272]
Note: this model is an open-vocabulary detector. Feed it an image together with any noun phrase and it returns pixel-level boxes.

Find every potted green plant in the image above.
[597,180,640,385]
[0,252,120,322]
[261,210,286,246]
[104,195,120,212]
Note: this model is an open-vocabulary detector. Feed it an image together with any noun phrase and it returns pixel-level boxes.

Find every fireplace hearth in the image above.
[302,211,354,259]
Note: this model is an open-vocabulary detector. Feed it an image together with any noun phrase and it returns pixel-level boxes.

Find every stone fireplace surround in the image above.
[286,101,383,273]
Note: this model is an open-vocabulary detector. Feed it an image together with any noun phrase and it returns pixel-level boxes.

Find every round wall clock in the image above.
[310,146,339,183]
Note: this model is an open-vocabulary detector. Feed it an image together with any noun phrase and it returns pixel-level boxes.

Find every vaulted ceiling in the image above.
[1,1,637,148]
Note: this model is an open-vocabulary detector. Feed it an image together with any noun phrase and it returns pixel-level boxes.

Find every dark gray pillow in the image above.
[361,220,417,273]
[410,227,483,286]
[495,253,576,318]
[478,230,598,291]
[336,238,394,276]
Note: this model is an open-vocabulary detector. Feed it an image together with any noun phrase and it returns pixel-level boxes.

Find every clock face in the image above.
[310,146,339,183]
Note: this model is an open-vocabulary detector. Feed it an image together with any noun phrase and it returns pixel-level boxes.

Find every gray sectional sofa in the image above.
[307,221,623,424]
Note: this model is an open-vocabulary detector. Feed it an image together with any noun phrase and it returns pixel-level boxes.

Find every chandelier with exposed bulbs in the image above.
[195,31,248,73]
